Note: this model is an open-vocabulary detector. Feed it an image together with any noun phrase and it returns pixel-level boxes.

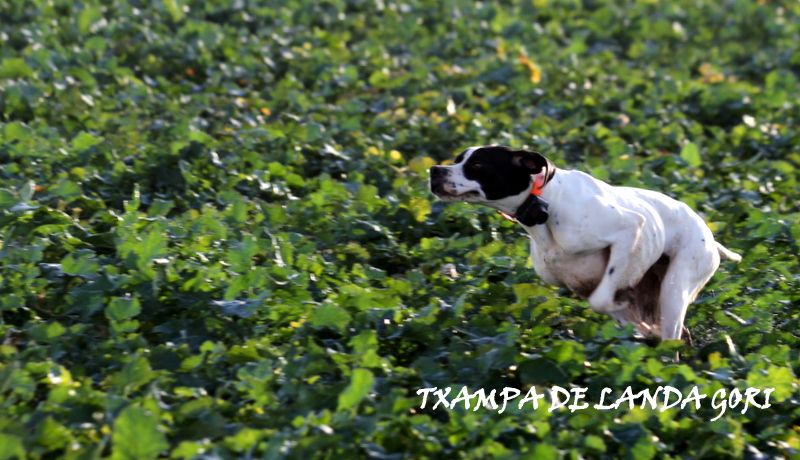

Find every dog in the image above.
[429,145,741,340]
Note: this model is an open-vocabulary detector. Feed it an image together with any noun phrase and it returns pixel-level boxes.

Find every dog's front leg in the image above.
[586,209,655,314]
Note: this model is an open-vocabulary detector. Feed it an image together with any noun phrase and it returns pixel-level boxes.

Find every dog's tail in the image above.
[717,243,742,263]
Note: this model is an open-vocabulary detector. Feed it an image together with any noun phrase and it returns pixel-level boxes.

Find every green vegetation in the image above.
[1,0,799,458]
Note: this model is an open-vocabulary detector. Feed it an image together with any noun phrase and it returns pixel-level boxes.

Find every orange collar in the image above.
[530,173,546,197]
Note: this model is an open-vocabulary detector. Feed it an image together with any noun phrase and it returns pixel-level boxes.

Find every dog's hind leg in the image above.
[658,247,720,340]
[585,206,665,314]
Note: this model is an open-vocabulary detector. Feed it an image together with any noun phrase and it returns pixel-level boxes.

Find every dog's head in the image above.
[429,145,555,224]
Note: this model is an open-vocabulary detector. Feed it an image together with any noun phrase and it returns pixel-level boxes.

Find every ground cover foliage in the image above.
[1,0,799,458]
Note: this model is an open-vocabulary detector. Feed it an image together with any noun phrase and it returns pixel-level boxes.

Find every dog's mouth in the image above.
[449,190,481,198]
[431,183,481,200]
[433,190,481,200]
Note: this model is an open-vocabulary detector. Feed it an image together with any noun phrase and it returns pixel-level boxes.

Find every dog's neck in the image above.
[495,167,558,225]
[514,194,548,226]
[518,170,562,247]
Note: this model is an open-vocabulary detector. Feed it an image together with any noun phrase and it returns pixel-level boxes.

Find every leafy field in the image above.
[2,0,800,458]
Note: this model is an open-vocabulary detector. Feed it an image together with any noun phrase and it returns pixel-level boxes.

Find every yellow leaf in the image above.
[698,63,724,84]
[260,107,272,116]
[409,156,436,175]
[708,351,724,369]
[406,197,431,222]
[518,53,542,84]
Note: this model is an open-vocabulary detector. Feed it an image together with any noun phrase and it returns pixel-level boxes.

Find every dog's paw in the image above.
[588,289,625,313]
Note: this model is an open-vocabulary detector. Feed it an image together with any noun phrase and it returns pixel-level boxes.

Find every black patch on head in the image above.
[608,267,615,275]
[460,146,554,200]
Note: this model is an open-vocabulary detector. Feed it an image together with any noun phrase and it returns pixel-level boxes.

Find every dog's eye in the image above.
[471,162,483,169]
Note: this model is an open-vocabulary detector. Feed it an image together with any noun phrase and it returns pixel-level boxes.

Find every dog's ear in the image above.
[511,150,556,186]
[510,150,551,174]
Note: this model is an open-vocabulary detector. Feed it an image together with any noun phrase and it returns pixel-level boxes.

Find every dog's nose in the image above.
[430,166,446,178]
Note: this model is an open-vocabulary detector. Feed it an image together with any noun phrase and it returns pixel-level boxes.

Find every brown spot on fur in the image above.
[614,254,671,333]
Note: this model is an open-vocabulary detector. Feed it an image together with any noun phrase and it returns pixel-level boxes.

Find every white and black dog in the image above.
[430,145,741,341]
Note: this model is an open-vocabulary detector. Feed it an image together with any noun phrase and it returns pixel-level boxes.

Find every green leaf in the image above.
[3,122,30,142]
[170,441,206,460]
[163,0,185,22]
[71,131,103,151]
[747,365,795,402]
[526,443,558,460]
[584,435,606,453]
[188,129,215,145]
[111,357,157,393]
[630,438,656,459]
[61,251,99,276]
[138,230,168,265]
[29,322,66,341]
[36,417,72,450]
[311,303,351,331]
[224,428,263,453]
[78,5,102,34]
[227,237,258,273]
[49,180,82,200]
[0,58,33,79]
[112,406,168,460]
[351,330,382,367]
[0,433,24,459]
[106,296,141,322]
[0,189,17,210]
[337,368,375,411]
[119,229,168,272]
[680,142,701,167]
[518,358,568,385]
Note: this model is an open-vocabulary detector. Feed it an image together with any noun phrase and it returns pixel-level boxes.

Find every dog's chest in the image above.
[529,227,610,298]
